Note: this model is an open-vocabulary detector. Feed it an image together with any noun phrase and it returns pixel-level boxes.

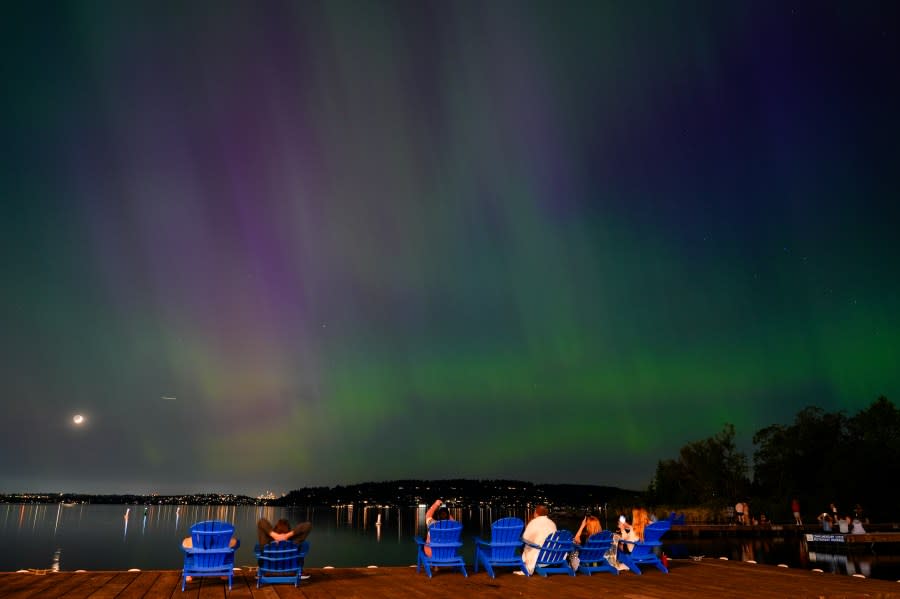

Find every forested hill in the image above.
[1,479,641,508]
[275,479,641,508]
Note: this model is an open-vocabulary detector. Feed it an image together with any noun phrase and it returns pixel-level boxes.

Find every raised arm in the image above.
[425,499,442,522]
[573,516,588,545]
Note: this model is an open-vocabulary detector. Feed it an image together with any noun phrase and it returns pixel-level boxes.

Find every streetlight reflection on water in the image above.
[0,503,896,580]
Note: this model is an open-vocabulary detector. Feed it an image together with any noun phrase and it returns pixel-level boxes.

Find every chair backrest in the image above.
[536,530,574,566]
[584,530,614,547]
[486,517,525,559]
[257,541,308,576]
[428,520,464,560]
[642,521,670,543]
[667,512,685,525]
[631,520,670,557]
[190,520,235,550]
[578,531,614,562]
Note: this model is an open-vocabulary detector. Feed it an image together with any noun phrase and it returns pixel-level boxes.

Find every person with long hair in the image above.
[573,514,602,546]
[631,506,650,541]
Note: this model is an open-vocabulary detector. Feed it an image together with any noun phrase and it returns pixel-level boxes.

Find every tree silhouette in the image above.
[652,396,896,522]
[649,424,748,507]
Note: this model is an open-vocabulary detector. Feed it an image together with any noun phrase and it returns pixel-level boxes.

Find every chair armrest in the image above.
[414,536,425,546]
[521,538,542,550]
[182,547,236,556]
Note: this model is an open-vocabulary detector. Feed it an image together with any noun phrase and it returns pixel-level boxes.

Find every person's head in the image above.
[585,515,601,536]
[533,505,549,519]
[618,514,629,526]
[273,519,291,534]
[435,507,451,521]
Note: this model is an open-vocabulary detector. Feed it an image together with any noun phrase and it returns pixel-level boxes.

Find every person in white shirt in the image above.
[520,505,557,574]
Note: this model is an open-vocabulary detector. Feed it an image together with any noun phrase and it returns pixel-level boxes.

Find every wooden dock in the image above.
[668,523,900,539]
[2,560,899,599]
[805,532,900,545]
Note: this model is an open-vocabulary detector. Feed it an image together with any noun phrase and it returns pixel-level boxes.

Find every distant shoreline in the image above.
[0,478,643,510]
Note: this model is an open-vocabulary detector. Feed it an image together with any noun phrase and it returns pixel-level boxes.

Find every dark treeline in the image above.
[1,482,639,510]
[648,395,898,522]
[275,479,638,509]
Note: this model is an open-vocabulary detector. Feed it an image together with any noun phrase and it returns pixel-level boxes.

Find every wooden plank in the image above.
[0,573,65,599]
[56,572,120,599]
[115,571,161,598]
[86,571,142,598]
[136,570,180,599]
[223,570,254,599]
[0,572,56,597]
[197,575,235,599]
[274,569,334,599]
[3,562,900,599]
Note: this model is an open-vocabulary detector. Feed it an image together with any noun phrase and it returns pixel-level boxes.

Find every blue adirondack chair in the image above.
[575,530,619,575]
[667,511,686,525]
[473,517,527,577]
[619,520,671,574]
[254,540,309,588]
[181,520,240,591]
[415,520,468,578]
[522,529,576,577]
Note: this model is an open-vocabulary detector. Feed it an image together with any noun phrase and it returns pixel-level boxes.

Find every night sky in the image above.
[2,1,898,495]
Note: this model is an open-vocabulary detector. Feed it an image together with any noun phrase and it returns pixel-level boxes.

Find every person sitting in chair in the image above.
[573,514,602,546]
[182,526,239,583]
[520,505,557,575]
[257,517,312,548]
[617,514,639,553]
[423,498,453,557]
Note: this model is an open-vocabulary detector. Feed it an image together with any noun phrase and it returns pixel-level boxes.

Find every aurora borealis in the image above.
[2,1,898,495]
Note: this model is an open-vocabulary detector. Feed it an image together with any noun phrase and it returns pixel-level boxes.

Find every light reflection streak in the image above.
[1,503,891,577]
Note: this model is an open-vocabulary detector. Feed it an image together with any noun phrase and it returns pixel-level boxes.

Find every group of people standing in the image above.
[817,501,866,534]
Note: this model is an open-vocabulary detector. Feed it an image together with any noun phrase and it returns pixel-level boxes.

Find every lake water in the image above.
[2,504,897,582]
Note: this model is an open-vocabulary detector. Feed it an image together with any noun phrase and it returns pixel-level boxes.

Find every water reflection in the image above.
[0,503,897,581]
[808,550,873,577]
